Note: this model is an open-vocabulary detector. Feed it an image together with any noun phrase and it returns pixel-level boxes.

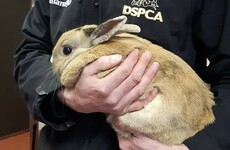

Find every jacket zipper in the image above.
[95,0,102,23]
[78,0,84,26]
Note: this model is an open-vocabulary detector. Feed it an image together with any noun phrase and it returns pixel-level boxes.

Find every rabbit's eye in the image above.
[63,47,72,55]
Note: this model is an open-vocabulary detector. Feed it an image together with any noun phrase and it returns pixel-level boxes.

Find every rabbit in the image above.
[51,15,215,145]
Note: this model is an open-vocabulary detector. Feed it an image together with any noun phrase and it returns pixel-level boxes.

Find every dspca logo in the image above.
[122,0,163,22]
[131,0,159,10]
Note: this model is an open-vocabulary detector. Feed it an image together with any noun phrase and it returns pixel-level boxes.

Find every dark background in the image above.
[0,0,31,138]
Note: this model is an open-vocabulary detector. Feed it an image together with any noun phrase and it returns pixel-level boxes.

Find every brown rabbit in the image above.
[51,16,215,145]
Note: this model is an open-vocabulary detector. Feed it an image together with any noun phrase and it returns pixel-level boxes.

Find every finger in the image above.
[113,118,129,132]
[128,86,159,112]
[118,136,135,150]
[102,49,139,90]
[110,51,152,104]
[114,120,145,138]
[124,62,159,112]
[130,133,170,149]
[83,54,122,76]
[118,62,159,112]
[116,121,164,149]
[118,51,152,91]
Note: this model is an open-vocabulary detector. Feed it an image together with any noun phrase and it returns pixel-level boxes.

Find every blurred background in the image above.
[0,0,37,150]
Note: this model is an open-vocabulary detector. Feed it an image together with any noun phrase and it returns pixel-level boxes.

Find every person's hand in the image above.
[118,134,189,150]
[115,122,190,150]
[58,49,159,115]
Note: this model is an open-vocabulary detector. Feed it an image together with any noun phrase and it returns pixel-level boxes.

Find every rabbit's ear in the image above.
[90,16,127,45]
[117,24,141,34]
[90,16,140,45]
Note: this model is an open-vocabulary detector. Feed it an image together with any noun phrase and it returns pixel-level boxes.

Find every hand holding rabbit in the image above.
[52,16,215,145]
[58,49,159,115]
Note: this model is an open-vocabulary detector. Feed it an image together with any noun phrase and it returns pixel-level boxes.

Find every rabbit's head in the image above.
[51,16,140,86]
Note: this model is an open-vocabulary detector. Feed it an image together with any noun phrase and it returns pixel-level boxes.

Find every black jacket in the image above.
[14,0,230,149]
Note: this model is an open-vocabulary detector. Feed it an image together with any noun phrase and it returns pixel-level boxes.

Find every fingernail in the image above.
[145,51,152,59]
[110,55,122,63]
[133,48,140,54]
[133,47,139,51]
[151,62,159,72]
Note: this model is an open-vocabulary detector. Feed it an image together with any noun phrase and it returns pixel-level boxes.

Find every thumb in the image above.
[84,54,122,76]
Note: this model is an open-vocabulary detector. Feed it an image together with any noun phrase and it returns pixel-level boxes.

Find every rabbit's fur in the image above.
[51,16,215,145]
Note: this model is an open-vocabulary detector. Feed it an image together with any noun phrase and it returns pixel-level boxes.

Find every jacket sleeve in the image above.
[14,0,77,130]
[184,0,230,149]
